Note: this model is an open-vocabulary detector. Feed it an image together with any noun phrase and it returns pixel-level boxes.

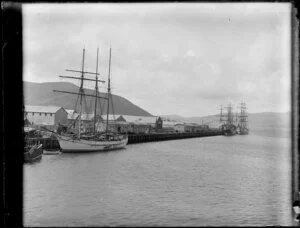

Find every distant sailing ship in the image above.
[220,103,237,136]
[237,102,249,135]
[53,48,128,153]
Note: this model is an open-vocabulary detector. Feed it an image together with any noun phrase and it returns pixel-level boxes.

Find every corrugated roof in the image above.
[68,112,103,121]
[101,114,158,124]
[81,113,96,121]
[25,105,66,114]
[66,113,158,124]
[163,121,183,126]
[101,114,123,121]
[122,115,158,124]
[65,109,77,114]
[66,109,78,119]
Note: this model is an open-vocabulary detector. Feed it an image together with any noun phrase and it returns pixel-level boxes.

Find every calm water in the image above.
[24,129,294,226]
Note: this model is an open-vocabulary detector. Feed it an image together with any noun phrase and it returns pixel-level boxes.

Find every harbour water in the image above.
[24,128,294,226]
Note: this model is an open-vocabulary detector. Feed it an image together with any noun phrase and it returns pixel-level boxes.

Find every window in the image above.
[39,113,41,116]
[32,112,34,116]
[45,113,47,116]
[50,113,52,116]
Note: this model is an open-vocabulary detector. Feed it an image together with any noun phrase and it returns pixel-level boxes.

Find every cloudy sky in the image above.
[23,3,291,117]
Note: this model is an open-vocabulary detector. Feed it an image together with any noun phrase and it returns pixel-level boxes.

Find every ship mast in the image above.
[54,48,107,138]
[235,105,239,125]
[239,101,247,128]
[78,48,85,139]
[227,103,232,125]
[105,47,112,137]
[93,48,99,134]
[219,104,223,123]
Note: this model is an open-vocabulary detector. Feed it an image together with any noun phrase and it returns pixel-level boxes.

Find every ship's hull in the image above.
[224,130,236,136]
[222,124,237,136]
[56,135,128,153]
[24,144,43,163]
[43,150,61,155]
[239,128,249,135]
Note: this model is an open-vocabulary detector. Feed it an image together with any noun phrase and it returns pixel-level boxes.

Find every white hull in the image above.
[56,135,128,153]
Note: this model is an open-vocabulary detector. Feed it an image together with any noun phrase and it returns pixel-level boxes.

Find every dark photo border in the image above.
[2,1,299,227]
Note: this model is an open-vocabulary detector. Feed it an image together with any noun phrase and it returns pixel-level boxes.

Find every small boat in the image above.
[53,47,128,153]
[24,144,43,162]
[43,150,61,155]
[24,127,43,163]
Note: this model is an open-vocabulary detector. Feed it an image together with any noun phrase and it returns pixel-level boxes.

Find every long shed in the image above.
[24,105,68,126]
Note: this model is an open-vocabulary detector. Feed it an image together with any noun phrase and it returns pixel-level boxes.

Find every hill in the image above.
[161,112,291,128]
[23,81,153,116]
[161,112,291,138]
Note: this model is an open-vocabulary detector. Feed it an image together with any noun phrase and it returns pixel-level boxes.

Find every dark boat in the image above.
[239,127,249,135]
[219,103,237,136]
[222,123,237,136]
[24,144,43,162]
[24,127,43,163]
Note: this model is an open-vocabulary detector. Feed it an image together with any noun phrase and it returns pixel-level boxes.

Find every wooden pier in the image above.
[26,137,60,150]
[26,129,223,150]
[128,129,222,144]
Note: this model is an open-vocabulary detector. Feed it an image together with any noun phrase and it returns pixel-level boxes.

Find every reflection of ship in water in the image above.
[219,103,237,136]
[237,102,249,135]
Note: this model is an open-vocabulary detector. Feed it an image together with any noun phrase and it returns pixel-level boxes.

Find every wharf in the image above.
[26,129,223,150]
[128,129,222,144]
[26,137,60,150]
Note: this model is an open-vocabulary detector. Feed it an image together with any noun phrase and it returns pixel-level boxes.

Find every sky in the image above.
[23,3,292,117]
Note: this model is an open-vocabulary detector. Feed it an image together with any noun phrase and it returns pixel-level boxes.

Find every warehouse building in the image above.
[100,114,162,134]
[24,105,68,127]
[174,123,210,133]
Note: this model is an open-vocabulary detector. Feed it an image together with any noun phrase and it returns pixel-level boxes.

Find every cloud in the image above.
[23,3,292,116]
[208,63,221,75]
[184,50,196,58]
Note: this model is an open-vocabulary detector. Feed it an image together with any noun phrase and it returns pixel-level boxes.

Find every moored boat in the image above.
[53,47,128,153]
[56,134,128,153]
[24,127,43,162]
[222,123,237,136]
[239,127,249,135]
[219,103,237,136]
[43,149,61,155]
[237,102,249,135]
[24,144,43,162]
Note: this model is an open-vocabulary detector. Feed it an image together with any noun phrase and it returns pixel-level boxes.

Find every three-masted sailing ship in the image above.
[219,103,238,136]
[53,48,128,152]
[237,102,249,135]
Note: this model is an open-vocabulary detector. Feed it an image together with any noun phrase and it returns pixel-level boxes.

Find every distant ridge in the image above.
[161,112,291,128]
[23,81,153,116]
